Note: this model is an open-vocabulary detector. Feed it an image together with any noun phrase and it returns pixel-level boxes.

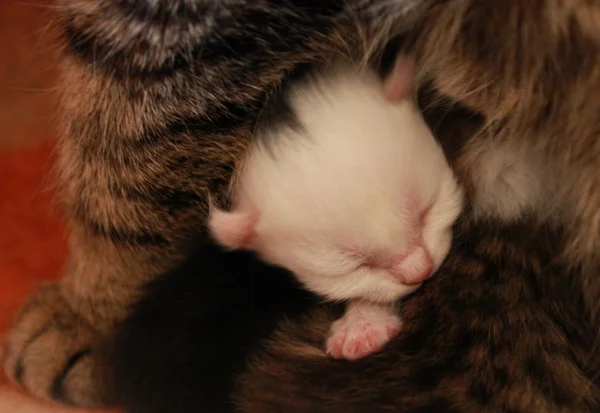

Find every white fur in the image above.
[213,63,463,303]
[209,62,464,359]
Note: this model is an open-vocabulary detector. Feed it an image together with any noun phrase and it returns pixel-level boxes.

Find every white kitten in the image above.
[208,57,463,361]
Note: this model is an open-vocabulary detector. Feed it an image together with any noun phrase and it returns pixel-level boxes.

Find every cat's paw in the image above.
[2,283,108,407]
[325,307,402,361]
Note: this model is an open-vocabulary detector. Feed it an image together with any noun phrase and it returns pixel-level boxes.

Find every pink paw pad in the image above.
[326,313,402,361]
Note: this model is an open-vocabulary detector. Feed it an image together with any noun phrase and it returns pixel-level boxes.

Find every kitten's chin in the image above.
[359,283,422,303]
[304,272,423,304]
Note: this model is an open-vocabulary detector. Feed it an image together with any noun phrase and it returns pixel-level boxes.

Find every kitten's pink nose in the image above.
[389,245,433,285]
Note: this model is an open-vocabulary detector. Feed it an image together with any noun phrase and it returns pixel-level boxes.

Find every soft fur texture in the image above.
[3,0,356,406]
[106,243,317,413]
[207,60,462,360]
[235,214,599,413]
[3,0,600,412]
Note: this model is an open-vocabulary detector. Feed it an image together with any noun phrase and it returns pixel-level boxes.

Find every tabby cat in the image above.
[3,0,600,412]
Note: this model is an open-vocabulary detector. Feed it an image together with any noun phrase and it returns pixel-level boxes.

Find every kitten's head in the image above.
[208,56,463,304]
[208,162,462,304]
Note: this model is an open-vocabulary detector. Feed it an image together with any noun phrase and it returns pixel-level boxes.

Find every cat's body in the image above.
[208,60,462,360]
[3,0,600,412]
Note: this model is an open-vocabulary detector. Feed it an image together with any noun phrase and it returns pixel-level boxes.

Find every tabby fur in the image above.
[235,213,600,413]
[2,0,600,411]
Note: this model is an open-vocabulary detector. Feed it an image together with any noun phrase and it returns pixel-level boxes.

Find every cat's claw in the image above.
[2,283,109,407]
[326,305,402,361]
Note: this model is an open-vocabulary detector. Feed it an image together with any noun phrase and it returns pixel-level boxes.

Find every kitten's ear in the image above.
[208,208,259,249]
[383,55,415,102]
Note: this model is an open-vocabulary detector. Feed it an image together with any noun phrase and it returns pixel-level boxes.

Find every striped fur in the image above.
[235,214,600,413]
[3,0,366,406]
[3,0,600,411]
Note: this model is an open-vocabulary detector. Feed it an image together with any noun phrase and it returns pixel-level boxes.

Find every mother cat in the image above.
[3,0,600,412]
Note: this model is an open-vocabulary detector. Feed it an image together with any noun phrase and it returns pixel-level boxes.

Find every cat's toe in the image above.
[2,284,110,408]
[326,315,402,361]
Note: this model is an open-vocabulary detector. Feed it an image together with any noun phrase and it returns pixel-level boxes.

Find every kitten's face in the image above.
[252,167,463,304]
[208,58,463,304]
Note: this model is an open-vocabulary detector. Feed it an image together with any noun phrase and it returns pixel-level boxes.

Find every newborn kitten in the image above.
[208,58,463,361]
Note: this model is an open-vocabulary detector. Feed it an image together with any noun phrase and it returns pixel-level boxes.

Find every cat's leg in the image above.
[326,300,402,360]
[0,112,241,407]
[1,237,178,407]
[3,9,237,410]
[0,85,250,406]
[1,0,348,407]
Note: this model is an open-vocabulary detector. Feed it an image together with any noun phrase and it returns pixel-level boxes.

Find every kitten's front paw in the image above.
[2,284,109,407]
[325,306,402,361]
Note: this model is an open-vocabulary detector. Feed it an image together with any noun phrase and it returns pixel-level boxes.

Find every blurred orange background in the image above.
[0,1,108,411]
[0,0,65,349]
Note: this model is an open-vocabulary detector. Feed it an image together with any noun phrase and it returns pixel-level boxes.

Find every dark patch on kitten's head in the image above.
[254,88,305,146]
[252,63,317,154]
[251,61,370,161]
